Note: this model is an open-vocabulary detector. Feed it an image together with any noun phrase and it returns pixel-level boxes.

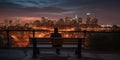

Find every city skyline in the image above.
[0,0,120,25]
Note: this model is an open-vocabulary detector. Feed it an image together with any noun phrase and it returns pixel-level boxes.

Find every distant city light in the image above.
[86,13,91,15]
[101,24,113,28]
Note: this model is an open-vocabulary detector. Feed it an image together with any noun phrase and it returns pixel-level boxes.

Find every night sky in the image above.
[0,0,120,24]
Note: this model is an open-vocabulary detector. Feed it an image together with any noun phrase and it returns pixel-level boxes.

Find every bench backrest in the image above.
[29,38,83,44]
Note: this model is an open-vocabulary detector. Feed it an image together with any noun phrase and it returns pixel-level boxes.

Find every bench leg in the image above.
[37,48,40,55]
[32,47,37,58]
[75,49,81,58]
[77,39,82,58]
[56,49,60,55]
[23,49,28,56]
[75,49,77,55]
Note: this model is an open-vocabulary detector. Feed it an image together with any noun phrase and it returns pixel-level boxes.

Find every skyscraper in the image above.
[65,17,71,25]
[86,13,91,24]
[4,19,9,27]
[15,17,20,26]
[92,17,98,25]
[41,17,48,24]
[8,20,12,26]
[78,17,82,24]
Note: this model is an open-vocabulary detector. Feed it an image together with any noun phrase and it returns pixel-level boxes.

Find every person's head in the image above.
[54,27,58,33]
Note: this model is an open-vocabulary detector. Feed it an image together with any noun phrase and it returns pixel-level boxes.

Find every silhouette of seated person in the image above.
[50,27,62,54]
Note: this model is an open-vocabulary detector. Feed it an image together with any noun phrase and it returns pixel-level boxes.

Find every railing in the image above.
[0,29,86,48]
[0,29,119,48]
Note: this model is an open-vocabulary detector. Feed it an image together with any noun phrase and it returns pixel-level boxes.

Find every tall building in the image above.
[72,15,82,25]
[41,17,45,23]
[92,17,98,25]
[41,17,48,24]
[15,17,20,26]
[78,17,82,24]
[74,15,78,23]
[65,17,71,25]
[4,19,9,27]
[8,20,12,26]
[86,13,92,24]
[58,18,64,26]
[47,20,53,26]
[75,15,78,19]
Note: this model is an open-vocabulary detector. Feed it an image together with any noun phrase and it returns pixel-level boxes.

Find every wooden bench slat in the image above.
[29,38,82,45]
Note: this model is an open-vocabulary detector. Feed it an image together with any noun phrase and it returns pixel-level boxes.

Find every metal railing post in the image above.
[32,30,37,58]
[6,30,10,47]
[77,38,82,58]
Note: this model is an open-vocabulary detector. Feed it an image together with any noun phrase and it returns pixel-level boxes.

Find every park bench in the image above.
[29,38,83,58]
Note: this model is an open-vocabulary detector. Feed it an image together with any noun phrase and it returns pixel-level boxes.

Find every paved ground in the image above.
[0,49,120,60]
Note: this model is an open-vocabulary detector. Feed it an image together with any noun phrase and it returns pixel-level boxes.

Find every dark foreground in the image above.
[0,49,120,60]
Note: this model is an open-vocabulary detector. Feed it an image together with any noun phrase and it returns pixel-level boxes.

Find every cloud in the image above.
[0,0,64,8]
[54,0,120,10]
[0,0,69,13]
[0,1,69,17]
[0,0,120,24]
